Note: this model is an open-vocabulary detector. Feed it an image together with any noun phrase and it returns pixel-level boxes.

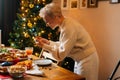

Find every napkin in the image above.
[26,65,45,76]
[26,69,45,76]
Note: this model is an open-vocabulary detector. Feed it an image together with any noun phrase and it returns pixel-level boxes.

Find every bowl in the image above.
[7,65,26,78]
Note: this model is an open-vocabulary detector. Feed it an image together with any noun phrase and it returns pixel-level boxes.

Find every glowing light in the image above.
[21,7,24,10]
[22,18,26,21]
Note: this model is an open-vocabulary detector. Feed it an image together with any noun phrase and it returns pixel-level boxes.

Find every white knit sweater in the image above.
[43,18,97,62]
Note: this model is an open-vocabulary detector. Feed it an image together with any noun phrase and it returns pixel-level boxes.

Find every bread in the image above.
[16,60,33,70]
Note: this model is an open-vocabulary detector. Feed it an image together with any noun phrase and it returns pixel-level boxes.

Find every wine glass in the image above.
[25,47,33,60]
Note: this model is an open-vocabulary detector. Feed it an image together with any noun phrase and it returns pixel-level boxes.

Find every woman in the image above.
[35,3,99,80]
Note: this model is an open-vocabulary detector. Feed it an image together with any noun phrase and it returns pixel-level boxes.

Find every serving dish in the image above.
[0,49,28,63]
[7,65,26,78]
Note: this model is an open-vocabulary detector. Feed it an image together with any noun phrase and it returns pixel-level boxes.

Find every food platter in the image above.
[0,66,9,75]
[0,48,28,63]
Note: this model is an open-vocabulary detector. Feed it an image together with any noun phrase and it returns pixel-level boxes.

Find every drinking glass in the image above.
[25,47,33,60]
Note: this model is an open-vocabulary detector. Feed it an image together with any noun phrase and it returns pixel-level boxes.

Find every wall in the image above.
[54,0,120,80]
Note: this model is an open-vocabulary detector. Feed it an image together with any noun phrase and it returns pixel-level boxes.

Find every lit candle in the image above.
[0,30,1,47]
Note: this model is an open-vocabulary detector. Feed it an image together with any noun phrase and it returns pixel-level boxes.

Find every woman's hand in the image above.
[35,36,50,47]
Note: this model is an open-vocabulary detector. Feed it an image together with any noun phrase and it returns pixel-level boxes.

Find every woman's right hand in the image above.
[34,36,50,47]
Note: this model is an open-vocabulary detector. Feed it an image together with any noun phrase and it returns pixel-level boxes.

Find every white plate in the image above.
[34,59,52,66]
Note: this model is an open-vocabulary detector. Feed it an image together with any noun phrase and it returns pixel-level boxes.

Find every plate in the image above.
[34,59,52,66]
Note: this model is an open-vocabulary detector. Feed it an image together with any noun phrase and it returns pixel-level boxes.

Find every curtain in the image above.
[0,0,19,46]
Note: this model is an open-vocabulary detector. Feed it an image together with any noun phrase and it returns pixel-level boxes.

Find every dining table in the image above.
[22,63,85,80]
[21,55,85,80]
[0,53,86,80]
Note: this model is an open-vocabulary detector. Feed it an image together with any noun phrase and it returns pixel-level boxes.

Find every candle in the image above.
[0,30,1,47]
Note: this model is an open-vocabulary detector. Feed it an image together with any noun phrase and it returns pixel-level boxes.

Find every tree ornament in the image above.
[29,3,34,8]
[27,22,33,28]
[33,5,40,12]
[24,32,29,38]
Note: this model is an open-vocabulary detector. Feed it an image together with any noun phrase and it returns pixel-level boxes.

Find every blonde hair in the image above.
[39,3,62,18]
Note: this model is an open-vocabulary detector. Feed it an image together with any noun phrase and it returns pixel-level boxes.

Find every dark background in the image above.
[0,0,19,46]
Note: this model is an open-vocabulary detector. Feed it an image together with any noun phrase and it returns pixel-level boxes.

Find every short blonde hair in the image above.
[39,3,62,18]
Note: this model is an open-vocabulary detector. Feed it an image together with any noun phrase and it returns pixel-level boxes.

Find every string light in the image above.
[25,9,29,13]
[21,0,24,4]
[22,18,26,21]
[34,17,37,21]
[21,7,25,10]
[22,13,25,17]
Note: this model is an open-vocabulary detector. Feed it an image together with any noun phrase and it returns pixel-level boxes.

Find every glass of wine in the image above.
[25,47,33,60]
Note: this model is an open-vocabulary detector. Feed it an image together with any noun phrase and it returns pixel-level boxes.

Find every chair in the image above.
[58,57,75,72]
[108,60,120,80]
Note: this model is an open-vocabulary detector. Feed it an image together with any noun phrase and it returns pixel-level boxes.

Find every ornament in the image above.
[23,32,29,38]
[31,28,35,32]
[34,5,40,12]
[27,22,33,28]
[29,3,34,8]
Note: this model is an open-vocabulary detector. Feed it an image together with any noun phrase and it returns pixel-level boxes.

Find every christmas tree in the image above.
[8,0,60,56]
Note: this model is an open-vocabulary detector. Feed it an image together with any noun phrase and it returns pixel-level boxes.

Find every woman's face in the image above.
[44,15,58,29]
